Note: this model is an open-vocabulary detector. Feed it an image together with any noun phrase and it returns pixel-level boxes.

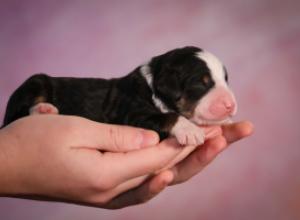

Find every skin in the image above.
[0,115,253,209]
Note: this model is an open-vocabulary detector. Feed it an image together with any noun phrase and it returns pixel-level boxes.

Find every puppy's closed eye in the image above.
[202,75,211,86]
[190,76,212,90]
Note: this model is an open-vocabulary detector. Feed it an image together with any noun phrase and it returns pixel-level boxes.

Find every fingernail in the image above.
[134,131,144,148]
[135,130,159,148]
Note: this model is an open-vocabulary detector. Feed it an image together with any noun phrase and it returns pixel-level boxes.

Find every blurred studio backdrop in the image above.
[0,0,300,220]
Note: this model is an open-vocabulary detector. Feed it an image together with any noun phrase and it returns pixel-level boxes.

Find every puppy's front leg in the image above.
[128,112,204,146]
[170,116,205,146]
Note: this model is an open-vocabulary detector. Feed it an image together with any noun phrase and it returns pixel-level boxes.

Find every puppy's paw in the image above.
[29,102,59,115]
[170,116,205,146]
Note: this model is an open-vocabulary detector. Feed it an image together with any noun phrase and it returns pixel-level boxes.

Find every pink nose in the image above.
[209,98,236,119]
[223,99,235,114]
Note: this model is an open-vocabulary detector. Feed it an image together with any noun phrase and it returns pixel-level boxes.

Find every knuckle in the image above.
[109,126,125,151]
[99,180,114,192]
[88,172,115,192]
[99,180,114,191]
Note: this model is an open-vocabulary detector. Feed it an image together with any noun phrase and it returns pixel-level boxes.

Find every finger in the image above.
[85,175,149,206]
[170,136,227,184]
[70,118,160,152]
[222,120,254,144]
[203,126,222,139]
[99,138,182,186]
[154,126,223,172]
[104,170,174,209]
[169,121,253,185]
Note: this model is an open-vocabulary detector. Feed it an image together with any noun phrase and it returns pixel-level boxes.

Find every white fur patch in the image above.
[197,51,227,87]
[140,64,172,113]
[170,116,205,146]
[193,50,237,124]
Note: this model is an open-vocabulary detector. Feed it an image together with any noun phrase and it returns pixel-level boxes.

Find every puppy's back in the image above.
[2,74,113,127]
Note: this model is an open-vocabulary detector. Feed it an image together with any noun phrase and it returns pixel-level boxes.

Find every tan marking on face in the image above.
[34,96,46,104]
[177,97,197,119]
[203,75,210,86]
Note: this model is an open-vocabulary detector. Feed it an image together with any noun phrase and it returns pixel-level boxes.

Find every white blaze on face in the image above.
[191,51,237,125]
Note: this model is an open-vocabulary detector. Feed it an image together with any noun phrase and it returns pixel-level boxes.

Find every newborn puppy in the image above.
[2,46,237,146]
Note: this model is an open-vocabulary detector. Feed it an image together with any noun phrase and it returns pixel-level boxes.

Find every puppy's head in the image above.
[144,46,237,125]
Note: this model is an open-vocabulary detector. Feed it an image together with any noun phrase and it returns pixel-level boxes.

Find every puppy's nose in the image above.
[223,100,236,115]
[208,97,236,119]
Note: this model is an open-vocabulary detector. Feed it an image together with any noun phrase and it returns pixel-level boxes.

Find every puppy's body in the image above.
[3,46,237,145]
[3,71,173,137]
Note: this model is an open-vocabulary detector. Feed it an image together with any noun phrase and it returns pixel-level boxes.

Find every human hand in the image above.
[0,115,186,206]
[104,121,253,209]
[0,114,252,209]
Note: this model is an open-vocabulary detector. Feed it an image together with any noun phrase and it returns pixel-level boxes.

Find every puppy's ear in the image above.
[154,66,181,102]
[150,51,182,102]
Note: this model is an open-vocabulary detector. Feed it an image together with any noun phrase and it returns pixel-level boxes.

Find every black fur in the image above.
[2,46,217,139]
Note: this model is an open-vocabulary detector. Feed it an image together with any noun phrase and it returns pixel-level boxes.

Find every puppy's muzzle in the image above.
[208,91,236,119]
[192,86,237,123]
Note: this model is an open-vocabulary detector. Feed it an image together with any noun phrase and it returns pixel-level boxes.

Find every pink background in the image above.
[1,0,300,219]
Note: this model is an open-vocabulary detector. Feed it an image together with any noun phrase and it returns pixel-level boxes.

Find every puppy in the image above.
[2,46,237,146]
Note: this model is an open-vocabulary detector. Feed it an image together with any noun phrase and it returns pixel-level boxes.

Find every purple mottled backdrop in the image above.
[1,0,300,219]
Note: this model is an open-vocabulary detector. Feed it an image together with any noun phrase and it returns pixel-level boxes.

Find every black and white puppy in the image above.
[2,46,237,146]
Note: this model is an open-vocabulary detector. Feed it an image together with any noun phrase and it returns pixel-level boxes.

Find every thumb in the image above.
[98,124,160,152]
[72,120,160,152]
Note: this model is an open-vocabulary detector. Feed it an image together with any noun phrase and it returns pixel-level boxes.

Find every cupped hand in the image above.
[0,115,184,206]
[104,121,253,209]
[0,115,253,209]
